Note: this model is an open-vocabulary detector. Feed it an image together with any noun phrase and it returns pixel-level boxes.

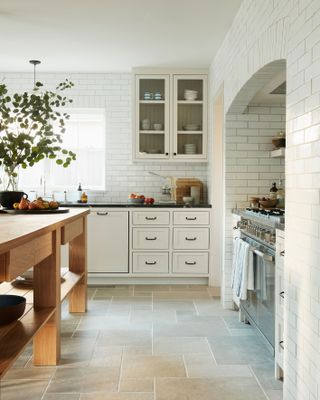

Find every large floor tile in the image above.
[153,319,229,337]
[97,330,151,346]
[119,378,154,392]
[153,300,197,312]
[80,393,154,400]
[184,354,253,378]
[155,377,267,400]
[43,394,80,400]
[121,355,186,378]
[153,291,210,299]
[0,379,49,400]
[47,367,119,394]
[3,367,56,381]
[153,336,212,355]
[251,362,283,391]
[208,336,274,364]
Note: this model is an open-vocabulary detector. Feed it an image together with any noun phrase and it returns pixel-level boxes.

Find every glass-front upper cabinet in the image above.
[134,74,170,159]
[172,75,207,160]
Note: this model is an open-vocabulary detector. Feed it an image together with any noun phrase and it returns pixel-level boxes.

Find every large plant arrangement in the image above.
[0,80,76,191]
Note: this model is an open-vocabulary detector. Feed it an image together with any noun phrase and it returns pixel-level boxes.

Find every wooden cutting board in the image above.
[172,178,203,203]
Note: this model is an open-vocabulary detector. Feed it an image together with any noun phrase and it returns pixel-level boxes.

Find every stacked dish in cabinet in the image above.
[275,229,285,379]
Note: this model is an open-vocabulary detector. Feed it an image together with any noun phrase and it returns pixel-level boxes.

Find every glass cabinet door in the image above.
[135,75,170,159]
[173,75,207,160]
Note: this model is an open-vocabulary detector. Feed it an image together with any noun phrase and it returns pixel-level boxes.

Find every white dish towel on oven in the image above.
[231,238,254,306]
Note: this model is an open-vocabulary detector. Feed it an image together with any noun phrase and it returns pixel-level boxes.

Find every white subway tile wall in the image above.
[210,1,320,399]
[0,72,208,202]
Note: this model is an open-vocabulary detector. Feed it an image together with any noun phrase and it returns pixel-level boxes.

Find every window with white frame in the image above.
[19,108,106,191]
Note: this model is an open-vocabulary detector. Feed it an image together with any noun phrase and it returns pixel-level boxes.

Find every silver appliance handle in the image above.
[253,249,274,262]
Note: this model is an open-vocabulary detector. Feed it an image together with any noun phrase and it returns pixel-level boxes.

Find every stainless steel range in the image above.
[235,208,284,352]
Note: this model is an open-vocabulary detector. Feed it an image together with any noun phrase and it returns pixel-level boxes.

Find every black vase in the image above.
[0,191,27,209]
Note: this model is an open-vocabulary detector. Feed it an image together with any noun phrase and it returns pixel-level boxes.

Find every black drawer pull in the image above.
[97,211,108,216]
[280,250,285,256]
[145,261,157,265]
[185,237,197,241]
[145,237,157,241]
[279,340,284,350]
[279,291,284,299]
[185,261,196,265]
[186,217,197,221]
[145,216,157,220]
[233,226,238,230]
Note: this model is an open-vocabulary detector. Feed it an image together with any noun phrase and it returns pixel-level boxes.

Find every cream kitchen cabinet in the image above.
[133,69,208,162]
[131,209,211,276]
[87,209,129,273]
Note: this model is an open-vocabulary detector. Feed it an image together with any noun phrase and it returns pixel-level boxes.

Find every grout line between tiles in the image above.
[248,364,272,400]
[205,337,218,366]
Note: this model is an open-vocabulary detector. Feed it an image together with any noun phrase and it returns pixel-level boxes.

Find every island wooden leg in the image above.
[33,229,61,365]
[69,216,87,313]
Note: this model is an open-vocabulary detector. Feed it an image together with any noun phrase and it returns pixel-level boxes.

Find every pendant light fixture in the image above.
[29,59,41,89]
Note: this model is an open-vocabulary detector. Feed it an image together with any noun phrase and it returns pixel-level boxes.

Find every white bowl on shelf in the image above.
[183,124,200,131]
[182,196,193,204]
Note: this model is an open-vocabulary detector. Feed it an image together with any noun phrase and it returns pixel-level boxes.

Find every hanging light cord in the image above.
[29,60,41,89]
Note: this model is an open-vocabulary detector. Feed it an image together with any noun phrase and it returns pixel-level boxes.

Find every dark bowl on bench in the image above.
[0,295,26,325]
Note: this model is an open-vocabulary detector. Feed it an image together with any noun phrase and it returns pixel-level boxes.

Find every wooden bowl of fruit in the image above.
[13,196,60,211]
[259,198,277,208]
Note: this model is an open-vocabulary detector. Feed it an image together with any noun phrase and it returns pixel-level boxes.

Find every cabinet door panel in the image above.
[173,228,209,250]
[132,228,169,250]
[132,253,169,273]
[172,252,208,274]
[132,211,170,225]
[88,211,129,273]
[173,211,209,225]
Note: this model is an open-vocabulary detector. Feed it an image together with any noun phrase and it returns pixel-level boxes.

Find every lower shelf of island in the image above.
[0,269,84,377]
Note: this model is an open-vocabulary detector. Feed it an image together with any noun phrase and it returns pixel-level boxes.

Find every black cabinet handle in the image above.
[165,152,169,156]
[185,261,196,265]
[279,341,284,350]
[145,237,157,241]
[233,226,238,230]
[185,237,197,241]
[173,152,177,156]
[279,291,284,299]
[145,261,157,265]
[280,250,285,256]
[97,212,108,216]
[145,216,157,220]
[186,217,197,221]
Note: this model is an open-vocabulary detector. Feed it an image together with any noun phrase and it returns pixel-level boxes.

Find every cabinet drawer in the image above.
[173,211,209,225]
[173,253,208,274]
[132,228,169,250]
[132,211,170,225]
[173,228,209,250]
[132,253,169,273]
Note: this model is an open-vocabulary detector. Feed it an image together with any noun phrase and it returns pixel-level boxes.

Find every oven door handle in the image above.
[253,249,274,262]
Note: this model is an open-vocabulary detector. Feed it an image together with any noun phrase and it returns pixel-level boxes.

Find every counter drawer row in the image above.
[132,252,209,274]
[132,211,210,226]
[132,227,210,250]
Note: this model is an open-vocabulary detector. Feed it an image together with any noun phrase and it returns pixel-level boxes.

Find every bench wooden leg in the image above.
[33,229,61,365]
[69,217,87,313]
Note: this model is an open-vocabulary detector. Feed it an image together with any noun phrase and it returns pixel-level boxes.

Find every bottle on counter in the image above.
[269,182,278,200]
[277,180,285,208]
[77,183,82,202]
[80,192,88,203]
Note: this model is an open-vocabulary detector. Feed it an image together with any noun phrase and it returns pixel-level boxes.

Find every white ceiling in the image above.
[0,0,242,72]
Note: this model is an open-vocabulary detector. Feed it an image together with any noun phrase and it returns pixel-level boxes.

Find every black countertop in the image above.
[61,202,212,208]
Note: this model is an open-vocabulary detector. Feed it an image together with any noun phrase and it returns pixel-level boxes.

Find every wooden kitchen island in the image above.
[0,208,89,377]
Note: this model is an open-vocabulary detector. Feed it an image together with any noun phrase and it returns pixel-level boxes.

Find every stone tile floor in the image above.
[0,285,283,400]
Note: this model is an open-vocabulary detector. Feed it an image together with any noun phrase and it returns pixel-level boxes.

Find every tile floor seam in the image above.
[193,299,200,316]
[182,354,189,378]
[40,369,56,400]
[116,346,125,393]
[204,337,218,365]
[248,364,270,400]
